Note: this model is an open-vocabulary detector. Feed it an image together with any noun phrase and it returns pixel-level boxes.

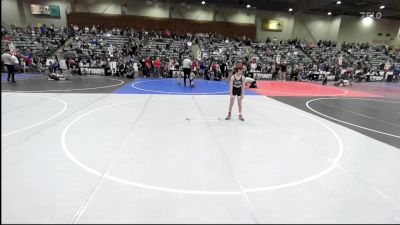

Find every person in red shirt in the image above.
[164,29,171,37]
[153,57,161,78]
[22,55,31,72]
[4,34,12,41]
[192,60,198,77]
[66,57,73,70]
[22,55,31,65]
[144,57,151,77]
[211,61,217,78]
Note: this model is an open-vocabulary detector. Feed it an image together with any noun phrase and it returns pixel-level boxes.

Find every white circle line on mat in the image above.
[131,79,230,95]
[2,94,68,137]
[61,97,343,195]
[2,77,124,93]
[244,99,343,192]
[306,97,400,139]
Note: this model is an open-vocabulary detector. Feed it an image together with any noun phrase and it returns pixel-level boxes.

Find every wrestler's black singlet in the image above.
[232,75,243,96]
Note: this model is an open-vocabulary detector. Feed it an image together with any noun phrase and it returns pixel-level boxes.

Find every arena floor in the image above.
[2,73,400,223]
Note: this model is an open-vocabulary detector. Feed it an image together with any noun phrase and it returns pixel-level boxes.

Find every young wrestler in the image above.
[225,63,246,121]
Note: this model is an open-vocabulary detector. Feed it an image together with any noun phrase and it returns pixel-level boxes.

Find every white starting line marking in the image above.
[185,116,221,122]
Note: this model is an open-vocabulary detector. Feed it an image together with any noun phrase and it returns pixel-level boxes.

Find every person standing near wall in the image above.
[210,61,217,80]
[153,57,161,78]
[220,60,227,79]
[168,58,175,78]
[393,64,399,83]
[199,60,206,78]
[2,49,18,83]
[226,61,233,82]
[133,60,140,78]
[250,58,257,76]
[192,60,198,77]
[66,57,73,70]
[144,57,151,78]
[279,61,287,81]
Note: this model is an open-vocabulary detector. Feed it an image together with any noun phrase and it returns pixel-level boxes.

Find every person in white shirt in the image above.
[226,61,234,83]
[249,59,258,78]
[91,25,97,34]
[181,57,193,86]
[215,62,221,80]
[250,59,257,72]
[133,61,140,78]
[245,76,258,88]
[2,49,18,82]
[168,58,175,78]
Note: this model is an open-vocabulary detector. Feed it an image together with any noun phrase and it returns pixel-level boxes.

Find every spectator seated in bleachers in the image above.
[3,23,398,85]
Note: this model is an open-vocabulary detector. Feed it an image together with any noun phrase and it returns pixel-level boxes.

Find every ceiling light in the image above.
[246,4,251,8]
[379,5,385,9]
[289,8,293,12]
[328,12,332,15]
[362,16,373,26]
[336,1,341,5]
[201,1,205,4]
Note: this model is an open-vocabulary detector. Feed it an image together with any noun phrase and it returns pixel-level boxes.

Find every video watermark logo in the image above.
[360,12,382,19]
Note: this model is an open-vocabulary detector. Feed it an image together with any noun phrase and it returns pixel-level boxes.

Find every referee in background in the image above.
[182,57,193,87]
[2,49,17,83]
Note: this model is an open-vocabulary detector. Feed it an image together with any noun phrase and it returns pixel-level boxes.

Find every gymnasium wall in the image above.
[74,0,256,24]
[1,0,69,28]
[337,15,400,47]
[255,10,295,42]
[1,0,399,46]
[255,11,341,43]
[67,12,256,38]
[2,0,25,28]
[396,28,400,47]
[292,14,341,43]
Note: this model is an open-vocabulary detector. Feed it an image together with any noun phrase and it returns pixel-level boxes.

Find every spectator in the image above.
[40,24,46,34]
[279,61,287,81]
[153,57,161,78]
[199,60,206,78]
[143,57,151,77]
[168,58,175,78]
[192,60,198,77]
[118,61,126,77]
[220,60,227,79]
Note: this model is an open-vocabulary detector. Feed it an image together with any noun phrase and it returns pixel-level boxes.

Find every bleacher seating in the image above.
[1,25,68,59]
[1,24,397,82]
[251,41,312,65]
